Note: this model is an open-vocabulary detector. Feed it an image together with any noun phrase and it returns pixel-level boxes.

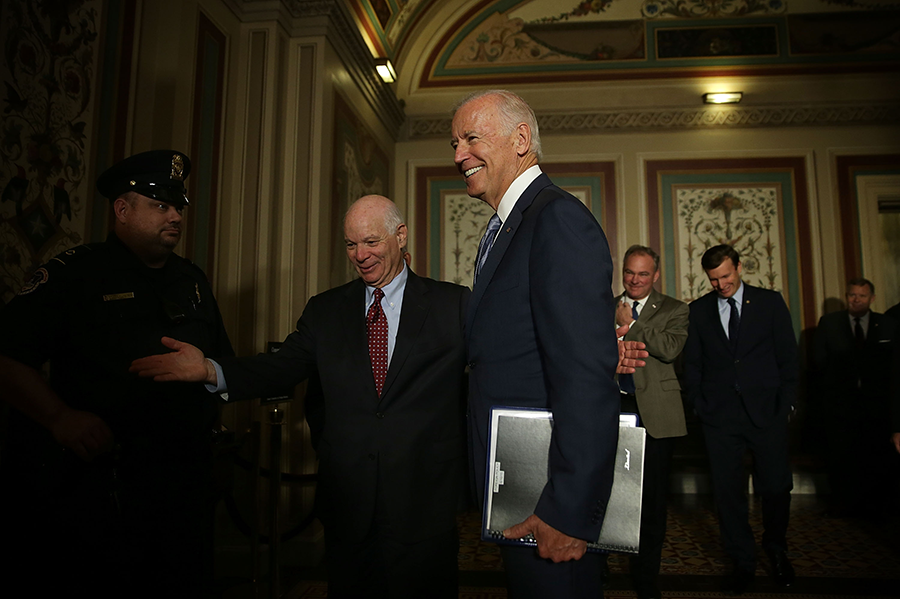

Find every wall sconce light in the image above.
[703,92,742,104]
[375,58,397,83]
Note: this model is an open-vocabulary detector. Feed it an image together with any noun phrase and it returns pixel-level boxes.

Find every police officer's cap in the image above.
[96,150,191,206]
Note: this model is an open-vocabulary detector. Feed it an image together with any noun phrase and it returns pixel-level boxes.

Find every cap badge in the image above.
[171,154,184,181]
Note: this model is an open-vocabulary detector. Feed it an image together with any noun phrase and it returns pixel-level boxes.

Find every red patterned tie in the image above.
[367,288,388,396]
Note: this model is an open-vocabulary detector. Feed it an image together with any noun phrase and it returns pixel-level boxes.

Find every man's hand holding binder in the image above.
[503,514,587,563]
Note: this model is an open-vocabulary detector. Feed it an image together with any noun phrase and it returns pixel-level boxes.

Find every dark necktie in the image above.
[474,213,502,285]
[854,316,865,350]
[367,288,388,396]
[727,297,740,350]
[619,301,640,395]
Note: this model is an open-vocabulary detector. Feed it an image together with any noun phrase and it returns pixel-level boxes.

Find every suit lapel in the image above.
[867,312,882,346]
[617,289,661,335]
[639,288,663,323]
[847,314,858,346]
[380,271,429,403]
[466,173,550,335]
[341,280,377,397]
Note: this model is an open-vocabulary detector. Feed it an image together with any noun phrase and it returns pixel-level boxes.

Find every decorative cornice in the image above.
[225,0,405,137]
[407,102,900,139]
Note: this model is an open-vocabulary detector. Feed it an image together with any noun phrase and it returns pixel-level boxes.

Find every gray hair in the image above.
[382,201,404,235]
[454,89,542,162]
[344,195,405,236]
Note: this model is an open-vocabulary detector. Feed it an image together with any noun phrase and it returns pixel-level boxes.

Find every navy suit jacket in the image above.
[219,270,469,543]
[812,310,896,414]
[684,283,798,428]
[466,173,620,542]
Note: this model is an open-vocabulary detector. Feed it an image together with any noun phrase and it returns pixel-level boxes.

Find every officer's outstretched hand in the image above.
[50,408,114,461]
[130,337,217,384]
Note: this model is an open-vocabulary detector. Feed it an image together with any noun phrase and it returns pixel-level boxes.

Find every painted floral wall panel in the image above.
[673,185,788,301]
[332,93,389,209]
[331,91,390,284]
[416,163,616,287]
[441,192,492,286]
[439,186,597,285]
[0,0,103,304]
[646,157,816,335]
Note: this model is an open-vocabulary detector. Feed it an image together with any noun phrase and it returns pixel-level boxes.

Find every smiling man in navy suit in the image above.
[451,89,620,599]
[684,244,798,595]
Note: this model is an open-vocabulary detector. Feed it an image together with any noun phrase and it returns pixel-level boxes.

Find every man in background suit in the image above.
[812,278,897,517]
[887,304,900,455]
[614,245,689,599]
[132,195,469,599]
[451,89,621,598]
[684,244,798,595]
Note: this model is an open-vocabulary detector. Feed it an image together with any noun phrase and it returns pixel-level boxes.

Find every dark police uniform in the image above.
[0,151,233,598]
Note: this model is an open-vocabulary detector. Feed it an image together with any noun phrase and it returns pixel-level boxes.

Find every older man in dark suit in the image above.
[812,278,897,517]
[452,89,620,599]
[684,244,798,595]
[614,244,689,599]
[132,195,469,599]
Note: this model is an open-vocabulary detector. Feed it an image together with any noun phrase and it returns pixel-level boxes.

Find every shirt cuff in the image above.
[205,359,229,401]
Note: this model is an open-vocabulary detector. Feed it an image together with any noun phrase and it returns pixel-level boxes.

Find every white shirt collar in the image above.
[496,165,542,223]
[717,280,745,311]
[366,263,407,313]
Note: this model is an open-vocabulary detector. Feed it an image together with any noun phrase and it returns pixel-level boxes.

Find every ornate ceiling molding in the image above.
[407,102,900,139]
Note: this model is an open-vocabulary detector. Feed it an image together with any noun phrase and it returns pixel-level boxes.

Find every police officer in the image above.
[0,150,234,598]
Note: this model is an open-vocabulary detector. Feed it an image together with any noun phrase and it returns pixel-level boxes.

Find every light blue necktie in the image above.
[474,213,502,285]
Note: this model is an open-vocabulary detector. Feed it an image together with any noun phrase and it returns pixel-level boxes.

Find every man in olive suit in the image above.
[614,245,689,599]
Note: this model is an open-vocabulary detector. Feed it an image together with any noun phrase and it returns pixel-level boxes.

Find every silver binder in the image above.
[482,407,646,553]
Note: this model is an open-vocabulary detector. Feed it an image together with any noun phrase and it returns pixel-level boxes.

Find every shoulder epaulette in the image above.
[48,243,99,267]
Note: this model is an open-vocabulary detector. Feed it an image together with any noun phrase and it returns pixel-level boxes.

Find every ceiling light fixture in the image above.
[703,92,743,104]
[375,58,397,84]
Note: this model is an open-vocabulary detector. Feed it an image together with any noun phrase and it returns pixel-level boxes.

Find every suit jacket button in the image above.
[734,359,740,364]
[376,412,385,419]
[468,361,476,368]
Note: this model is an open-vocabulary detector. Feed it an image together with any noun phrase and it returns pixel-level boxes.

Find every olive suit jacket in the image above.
[617,288,689,439]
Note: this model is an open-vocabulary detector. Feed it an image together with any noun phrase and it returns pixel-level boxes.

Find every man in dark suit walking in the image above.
[614,245,689,599]
[812,278,897,517]
[131,195,469,598]
[684,244,798,595]
[451,89,621,598]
